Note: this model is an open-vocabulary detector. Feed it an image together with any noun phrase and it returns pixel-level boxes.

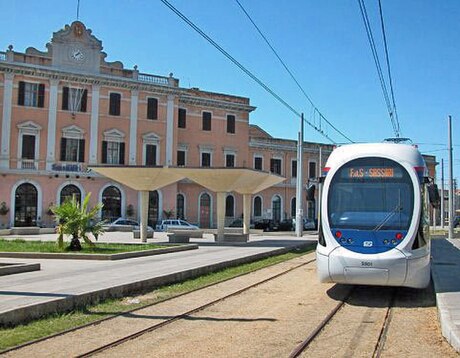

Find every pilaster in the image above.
[166,95,175,166]
[129,90,138,165]
[89,84,100,165]
[0,73,14,169]
[45,79,59,170]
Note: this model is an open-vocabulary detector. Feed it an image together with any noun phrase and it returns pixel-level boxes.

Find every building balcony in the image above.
[17,159,39,170]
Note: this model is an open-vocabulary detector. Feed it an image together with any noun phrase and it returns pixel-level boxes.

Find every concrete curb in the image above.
[431,239,460,353]
[0,242,311,327]
[0,262,40,276]
[0,244,198,261]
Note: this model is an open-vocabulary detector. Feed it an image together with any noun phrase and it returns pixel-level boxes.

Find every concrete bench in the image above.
[167,232,192,243]
[133,230,154,239]
[10,227,40,235]
[167,229,204,239]
[213,232,249,243]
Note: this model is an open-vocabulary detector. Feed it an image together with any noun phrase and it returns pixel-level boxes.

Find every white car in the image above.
[103,218,154,232]
[156,219,199,232]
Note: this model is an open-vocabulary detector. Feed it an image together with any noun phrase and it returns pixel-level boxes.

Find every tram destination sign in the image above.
[344,166,403,179]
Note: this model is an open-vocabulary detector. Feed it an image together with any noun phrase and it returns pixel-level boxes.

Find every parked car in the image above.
[102,218,154,232]
[254,219,278,232]
[228,218,255,228]
[292,218,317,231]
[454,216,460,228]
[156,219,199,232]
[278,219,294,231]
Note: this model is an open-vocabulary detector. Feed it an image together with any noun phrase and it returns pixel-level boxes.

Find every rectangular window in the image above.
[18,81,45,108]
[22,135,36,160]
[109,93,121,116]
[292,160,297,178]
[270,158,282,175]
[202,112,211,131]
[62,87,87,112]
[226,114,235,134]
[102,141,125,164]
[201,152,211,167]
[177,150,186,166]
[309,161,316,179]
[60,138,85,163]
[178,108,186,128]
[147,97,158,120]
[145,144,157,166]
[226,154,235,168]
[254,157,263,171]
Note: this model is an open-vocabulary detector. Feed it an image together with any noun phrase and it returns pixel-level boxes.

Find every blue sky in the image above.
[1,0,459,183]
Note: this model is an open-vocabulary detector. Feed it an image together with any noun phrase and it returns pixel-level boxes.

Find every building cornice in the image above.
[179,95,256,113]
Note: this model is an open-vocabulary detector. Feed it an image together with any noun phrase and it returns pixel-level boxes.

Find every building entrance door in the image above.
[199,193,211,228]
[14,183,38,227]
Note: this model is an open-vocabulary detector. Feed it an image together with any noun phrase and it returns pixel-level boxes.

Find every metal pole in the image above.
[448,115,454,240]
[441,158,445,229]
[317,146,322,226]
[295,114,304,237]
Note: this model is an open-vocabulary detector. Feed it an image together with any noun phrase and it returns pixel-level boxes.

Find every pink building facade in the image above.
[0,21,333,230]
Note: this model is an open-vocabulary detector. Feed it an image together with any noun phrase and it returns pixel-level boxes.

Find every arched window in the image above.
[14,183,38,227]
[199,193,211,228]
[253,196,262,217]
[177,193,185,220]
[102,186,121,221]
[291,197,296,218]
[225,195,234,217]
[60,184,81,205]
[148,191,159,227]
[272,195,281,222]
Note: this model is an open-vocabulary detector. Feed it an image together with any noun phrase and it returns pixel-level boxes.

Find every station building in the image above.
[0,21,435,230]
[0,21,333,229]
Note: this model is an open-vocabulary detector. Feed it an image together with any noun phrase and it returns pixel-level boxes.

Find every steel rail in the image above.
[75,258,316,357]
[288,286,354,358]
[372,288,397,358]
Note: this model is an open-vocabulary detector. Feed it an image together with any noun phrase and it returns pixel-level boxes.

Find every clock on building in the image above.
[69,47,86,62]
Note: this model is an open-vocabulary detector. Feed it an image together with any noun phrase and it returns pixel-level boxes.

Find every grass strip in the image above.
[0,245,314,351]
[0,239,164,254]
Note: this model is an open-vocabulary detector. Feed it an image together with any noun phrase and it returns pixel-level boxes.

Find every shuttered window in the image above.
[177,150,186,166]
[18,81,44,108]
[226,115,235,134]
[102,141,125,164]
[178,108,186,128]
[202,112,211,131]
[60,138,85,162]
[147,98,158,120]
[109,93,121,116]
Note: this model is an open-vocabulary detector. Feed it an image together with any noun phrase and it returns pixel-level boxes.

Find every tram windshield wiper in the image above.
[372,204,402,232]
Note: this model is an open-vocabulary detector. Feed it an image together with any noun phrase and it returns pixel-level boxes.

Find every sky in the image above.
[1,0,459,184]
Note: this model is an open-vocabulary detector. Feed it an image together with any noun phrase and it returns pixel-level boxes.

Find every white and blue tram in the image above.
[316,142,432,288]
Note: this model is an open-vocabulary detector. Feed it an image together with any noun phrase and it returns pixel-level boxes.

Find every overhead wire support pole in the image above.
[448,115,454,240]
[296,114,304,237]
[441,158,445,229]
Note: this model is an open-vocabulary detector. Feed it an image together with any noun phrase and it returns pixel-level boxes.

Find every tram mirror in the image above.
[427,183,440,208]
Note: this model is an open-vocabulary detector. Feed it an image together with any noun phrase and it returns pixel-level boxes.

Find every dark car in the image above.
[278,219,294,231]
[254,219,278,232]
[454,216,460,228]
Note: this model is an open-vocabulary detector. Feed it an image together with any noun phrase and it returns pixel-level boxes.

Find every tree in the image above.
[51,193,105,251]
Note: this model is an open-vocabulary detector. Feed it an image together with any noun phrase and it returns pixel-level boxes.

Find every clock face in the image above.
[69,48,85,62]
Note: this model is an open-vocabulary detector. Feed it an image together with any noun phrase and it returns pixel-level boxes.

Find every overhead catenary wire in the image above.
[160,0,342,144]
[357,0,399,137]
[378,0,400,136]
[234,0,353,143]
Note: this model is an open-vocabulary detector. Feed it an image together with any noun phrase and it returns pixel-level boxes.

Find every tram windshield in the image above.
[327,157,414,230]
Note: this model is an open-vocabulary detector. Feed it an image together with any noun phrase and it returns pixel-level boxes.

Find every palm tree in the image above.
[51,193,105,251]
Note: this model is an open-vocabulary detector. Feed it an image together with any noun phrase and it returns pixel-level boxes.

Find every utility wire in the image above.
[160,0,340,143]
[357,0,398,137]
[378,0,400,136]
[234,0,353,143]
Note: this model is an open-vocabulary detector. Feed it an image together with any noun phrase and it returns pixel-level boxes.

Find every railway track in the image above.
[289,286,397,357]
[3,256,316,357]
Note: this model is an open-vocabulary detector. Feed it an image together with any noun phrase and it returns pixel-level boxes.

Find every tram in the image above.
[316,142,434,288]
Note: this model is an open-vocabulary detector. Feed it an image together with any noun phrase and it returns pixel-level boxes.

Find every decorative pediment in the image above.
[62,125,84,139]
[17,120,42,132]
[103,128,125,142]
[142,132,161,144]
[51,21,102,50]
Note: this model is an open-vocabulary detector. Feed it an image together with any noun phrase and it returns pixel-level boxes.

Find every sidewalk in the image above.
[0,232,316,326]
[431,238,460,353]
